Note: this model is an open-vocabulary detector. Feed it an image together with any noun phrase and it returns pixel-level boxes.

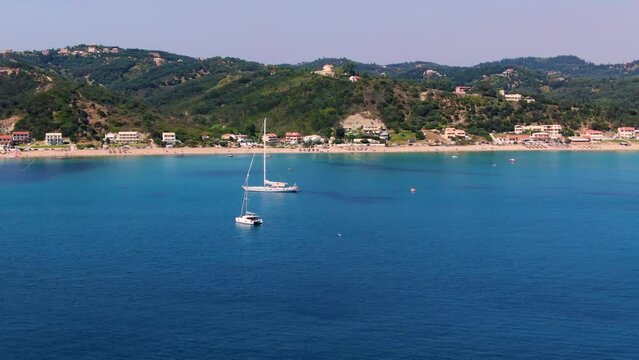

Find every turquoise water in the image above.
[2,152,639,359]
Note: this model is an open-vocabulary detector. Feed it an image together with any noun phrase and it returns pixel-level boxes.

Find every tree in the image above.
[335,127,345,139]
[415,131,425,140]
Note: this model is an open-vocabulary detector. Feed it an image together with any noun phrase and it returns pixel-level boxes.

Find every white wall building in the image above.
[45,133,63,145]
[162,132,176,145]
[116,131,141,143]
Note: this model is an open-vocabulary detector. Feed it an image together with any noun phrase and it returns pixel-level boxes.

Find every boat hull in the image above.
[242,185,299,193]
[235,216,263,225]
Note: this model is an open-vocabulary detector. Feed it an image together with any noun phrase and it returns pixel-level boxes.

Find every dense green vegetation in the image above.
[1,45,639,142]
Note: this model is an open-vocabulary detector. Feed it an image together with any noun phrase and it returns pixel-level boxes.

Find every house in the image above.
[11,131,30,143]
[499,90,523,102]
[313,64,335,77]
[86,46,97,53]
[0,134,12,146]
[103,133,117,142]
[263,133,278,143]
[221,133,236,140]
[617,127,636,139]
[41,49,50,56]
[115,131,140,143]
[514,124,562,137]
[348,75,361,82]
[531,132,550,140]
[236,134,248,143]
[45,133,63,145]
[583,130,604,141]
[303,134,323,143]
[379,131,389,141]
[443,128,467,140]
[285,132,303,144]
[492,134,530,144]
[58,48,70,55]
[455,86,471,95]
[162,132,176,146]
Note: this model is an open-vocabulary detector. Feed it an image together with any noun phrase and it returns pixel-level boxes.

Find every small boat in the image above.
[236,211,263,226]
[227,154,234,157]
[235,190,262,226]
[509,158,517,163]
[410,187,417,193]
[451,155,458,159]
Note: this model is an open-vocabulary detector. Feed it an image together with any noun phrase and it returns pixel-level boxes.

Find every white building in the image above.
[116,131,141,143]
[263,133,278,143]
[582,130,604,141]
[104,133,117,142]
[45,133,63,145]
[444,127,468,140]
[514,124,562,138]
[303,134,324,143]
[617,127,636,139]
[162,132,176,146]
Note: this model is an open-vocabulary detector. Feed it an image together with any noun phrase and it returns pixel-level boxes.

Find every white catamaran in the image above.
[242,118,299,193]
[236,152,263,225]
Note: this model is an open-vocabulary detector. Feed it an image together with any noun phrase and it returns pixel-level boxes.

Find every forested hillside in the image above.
[1,45,638,142]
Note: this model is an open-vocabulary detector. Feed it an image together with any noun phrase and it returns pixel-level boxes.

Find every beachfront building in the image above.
[455,86,471,95]
[514,124,562,138]
[221,133,236,140]
[162,132,177,146]
[45,133,63,146]
[115,131,141,143]
[285,132,303,144]
[444,127,468,140]
[263,133,278,143]
[103,133,117,143]
[379,131,389,141]
[617,127,636,139]
[582,130,604,141]
[0,134,12,147]
[11,131,30,144]
[492,134,530,144]
[303,135,324,143]
[531,132,550,140]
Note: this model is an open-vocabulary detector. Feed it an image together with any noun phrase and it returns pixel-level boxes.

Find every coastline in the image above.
[1,142,637,160]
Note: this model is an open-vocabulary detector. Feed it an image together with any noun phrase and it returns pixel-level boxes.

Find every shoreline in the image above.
[1,143,638,160]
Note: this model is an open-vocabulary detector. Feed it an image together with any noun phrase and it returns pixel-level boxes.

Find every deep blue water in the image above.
[1,152,639,359]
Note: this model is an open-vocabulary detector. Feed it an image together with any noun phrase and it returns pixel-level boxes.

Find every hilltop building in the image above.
[313,64,336,77]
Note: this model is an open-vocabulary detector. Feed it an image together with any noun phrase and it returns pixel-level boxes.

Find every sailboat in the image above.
[242,118,299,193]
[236,152,263,225]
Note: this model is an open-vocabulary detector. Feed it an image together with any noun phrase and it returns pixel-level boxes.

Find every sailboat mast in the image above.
[263,118,267,186]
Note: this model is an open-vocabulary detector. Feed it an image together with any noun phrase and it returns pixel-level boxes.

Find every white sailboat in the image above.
[236,152,263,225]
[242,118,299,193]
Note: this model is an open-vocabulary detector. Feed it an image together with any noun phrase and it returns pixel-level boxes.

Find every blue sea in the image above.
[1,152,639,359]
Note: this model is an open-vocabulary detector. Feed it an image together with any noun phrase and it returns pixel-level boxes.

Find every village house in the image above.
[444,127,468,140]
[45,133,63,146]
[303,134,324,143]
[582,129,604,141]
[531,132,550,140]
[115,131,141,143]
[57,48,70,55]
[348,75,361,82]
[285,132,303,144]
[454,86,471,95]
[313,64,336,77]
[162,132,176,146]
[492,134,530,144]
[86,45,98,53]
[262,133,278,143]
[11,131,30,144]
[379,131,389,141]
[617,127,636,139]
[0,134,12,146]
[514,124,562,137]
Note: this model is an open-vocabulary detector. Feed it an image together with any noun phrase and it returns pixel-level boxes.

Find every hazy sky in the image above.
[1,0,638,65]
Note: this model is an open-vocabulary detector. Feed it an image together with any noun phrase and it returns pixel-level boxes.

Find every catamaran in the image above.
[236,152,263,225]
[242,118,299,193]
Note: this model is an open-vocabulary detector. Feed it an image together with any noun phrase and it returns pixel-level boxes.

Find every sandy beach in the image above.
[1,142,637,160]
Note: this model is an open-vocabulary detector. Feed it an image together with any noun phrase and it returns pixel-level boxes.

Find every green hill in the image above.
[2,45,639,142]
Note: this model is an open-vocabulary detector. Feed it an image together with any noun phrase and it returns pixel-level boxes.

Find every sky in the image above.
[1,0,638,66]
